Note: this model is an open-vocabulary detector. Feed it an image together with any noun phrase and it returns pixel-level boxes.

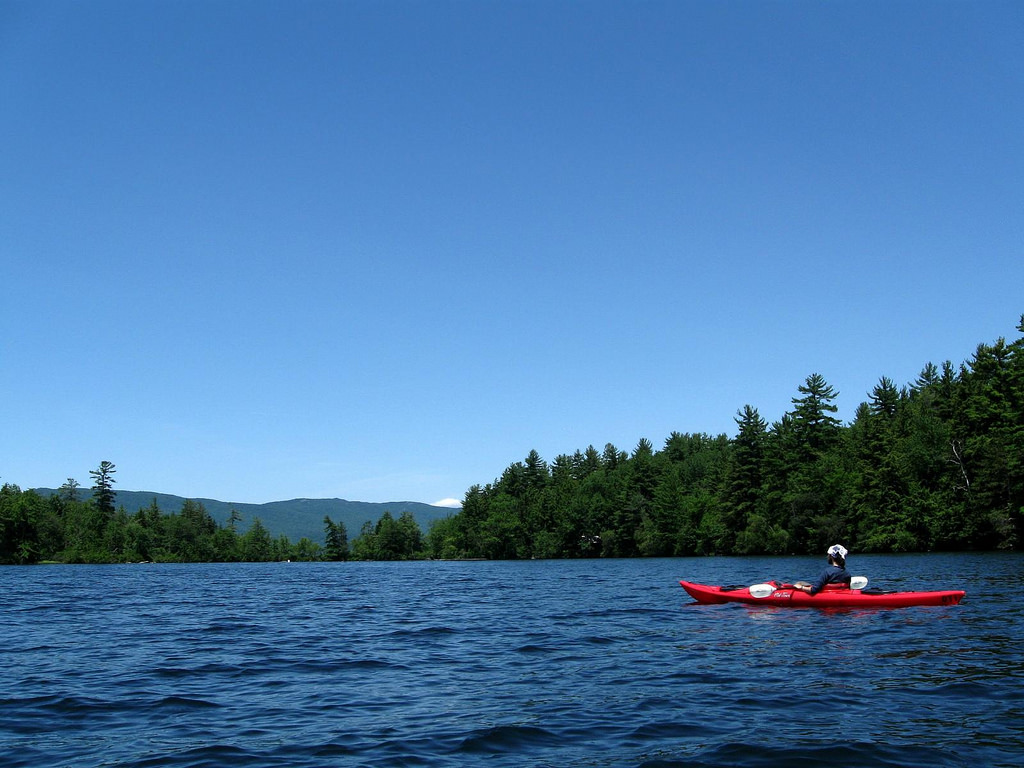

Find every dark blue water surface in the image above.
[2,554,1022,767]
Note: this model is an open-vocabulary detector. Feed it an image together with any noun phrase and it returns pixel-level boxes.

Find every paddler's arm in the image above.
[792,579,820,594]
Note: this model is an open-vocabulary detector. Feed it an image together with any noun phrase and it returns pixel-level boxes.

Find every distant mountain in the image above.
[32,489,458,545]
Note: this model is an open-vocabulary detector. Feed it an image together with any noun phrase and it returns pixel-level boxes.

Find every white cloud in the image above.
[431,498,462,508]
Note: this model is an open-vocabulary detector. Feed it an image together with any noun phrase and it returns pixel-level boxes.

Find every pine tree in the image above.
[89,461,117,516]
[323,515,349,561]
[242,518,273,561]
[726,405,768,542]
[791,373,842,457]
[59,478,80,502]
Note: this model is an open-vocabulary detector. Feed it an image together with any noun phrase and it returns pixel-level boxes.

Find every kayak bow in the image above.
[679,579,965,608]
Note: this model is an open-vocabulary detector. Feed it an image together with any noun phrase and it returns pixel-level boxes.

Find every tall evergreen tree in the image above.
[958,336,1021,548]
[59,478,80,502]
[869,376,900,418]
[242,518,273,561]
[726,405,767,543]
[791,373,842,457]
[323,515,349,560]
[602,443,626,470]
[89,461,117,516]
[523,449,549,491]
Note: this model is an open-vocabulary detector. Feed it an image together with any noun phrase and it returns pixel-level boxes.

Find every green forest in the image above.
[2,316,1022,564]
[428,315,1024,559]
[0,459,431,564]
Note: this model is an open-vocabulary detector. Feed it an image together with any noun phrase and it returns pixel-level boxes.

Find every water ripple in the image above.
[2,555,1022,767]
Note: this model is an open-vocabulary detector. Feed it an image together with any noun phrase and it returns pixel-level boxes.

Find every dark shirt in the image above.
[810,564,852,595]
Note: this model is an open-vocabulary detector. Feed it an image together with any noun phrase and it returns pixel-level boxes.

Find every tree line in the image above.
[0,460,424,564]
[427,316,1023,559]
[3,316,1021,563]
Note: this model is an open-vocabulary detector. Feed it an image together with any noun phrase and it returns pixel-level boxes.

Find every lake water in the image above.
[2,553,1022,767]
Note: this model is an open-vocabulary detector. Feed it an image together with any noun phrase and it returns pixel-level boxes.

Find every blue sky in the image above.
[2,0,1022,506]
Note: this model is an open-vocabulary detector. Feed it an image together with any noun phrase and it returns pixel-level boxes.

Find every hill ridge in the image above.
[32,488,458,545]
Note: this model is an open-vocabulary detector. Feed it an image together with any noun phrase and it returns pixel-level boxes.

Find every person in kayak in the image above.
[793,544,852,595]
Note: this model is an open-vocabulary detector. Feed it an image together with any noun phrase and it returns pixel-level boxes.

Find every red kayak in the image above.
[679,579,965,608]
